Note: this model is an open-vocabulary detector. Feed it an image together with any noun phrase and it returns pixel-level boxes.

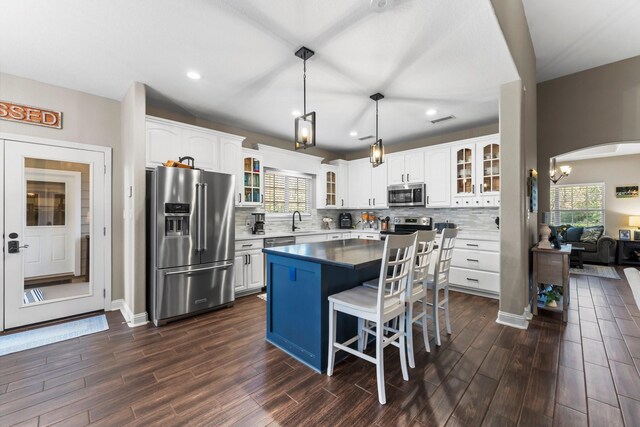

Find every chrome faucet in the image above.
[292,210,302,232]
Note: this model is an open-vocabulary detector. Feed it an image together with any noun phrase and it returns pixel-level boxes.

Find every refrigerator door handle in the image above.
[164,263,234,276]
[196,183,201,252]
[202,183,208,251]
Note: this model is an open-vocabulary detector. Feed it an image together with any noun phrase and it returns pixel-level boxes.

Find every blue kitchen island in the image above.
[263,239,385,373]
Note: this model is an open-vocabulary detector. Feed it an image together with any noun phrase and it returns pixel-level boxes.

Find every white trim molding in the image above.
[496,309,530,330]
[111,299,148,328]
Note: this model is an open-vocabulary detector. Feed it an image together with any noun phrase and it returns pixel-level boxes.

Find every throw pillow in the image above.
[566,226,584,242]
[580,226,604,244]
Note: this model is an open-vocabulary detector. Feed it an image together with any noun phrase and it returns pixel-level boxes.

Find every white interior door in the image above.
[4,140,106,329]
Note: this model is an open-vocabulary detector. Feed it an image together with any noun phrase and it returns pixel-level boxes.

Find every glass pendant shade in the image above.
[295,112,316,150]
[370,139,384,167]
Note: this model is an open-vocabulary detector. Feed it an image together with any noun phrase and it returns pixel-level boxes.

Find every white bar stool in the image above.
[426,228,458,346]
[362,230,437,368]
[327,233,417,405]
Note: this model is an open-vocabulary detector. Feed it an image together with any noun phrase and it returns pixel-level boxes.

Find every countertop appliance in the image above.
[434,222,457,234]
[339,212,353,229]
[388,183,426,207]
[250,212,265,235]
[380,216,433,240]
[146,166,235,326]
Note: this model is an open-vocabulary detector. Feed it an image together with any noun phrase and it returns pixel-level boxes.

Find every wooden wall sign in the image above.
[0,101,63,129]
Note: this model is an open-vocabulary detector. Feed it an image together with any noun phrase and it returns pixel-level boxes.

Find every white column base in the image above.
[111,299,148,327]
[496,309,530,330]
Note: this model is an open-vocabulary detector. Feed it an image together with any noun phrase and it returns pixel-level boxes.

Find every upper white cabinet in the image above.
[317,164,339,208]
[241,149,264,206]
[146,117,245,179]
[219,136,244,205]
[387,152,424,185]
[451,135,500,208]
[347,159,387,209]
[334,160,349,209]
[146,120,181,168]
[424,147,451,207]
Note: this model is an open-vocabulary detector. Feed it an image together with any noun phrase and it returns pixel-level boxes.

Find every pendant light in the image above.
[294,46,316,150]
[549,157,571,184]
[369,93,384,167]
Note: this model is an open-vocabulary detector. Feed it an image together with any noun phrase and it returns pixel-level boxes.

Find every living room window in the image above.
[550,183,605,227]
[263,168,312,214]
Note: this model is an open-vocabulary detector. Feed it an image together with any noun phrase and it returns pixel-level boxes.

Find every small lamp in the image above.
[538,212,553,249]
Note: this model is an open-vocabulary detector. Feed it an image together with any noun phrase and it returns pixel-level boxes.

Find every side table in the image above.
[616,239,640,266]
[531,244,572,322]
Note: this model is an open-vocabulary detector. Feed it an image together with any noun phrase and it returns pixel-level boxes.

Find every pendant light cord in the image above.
[303,59,307,116]
[375,99,378,142]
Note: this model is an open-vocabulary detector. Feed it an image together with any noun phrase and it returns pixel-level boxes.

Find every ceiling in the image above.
[555,142,640,162]
[523,0,640,82]
[0,0,518,153]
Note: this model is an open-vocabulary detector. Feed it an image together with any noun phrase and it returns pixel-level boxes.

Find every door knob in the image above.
[8,241,29,254]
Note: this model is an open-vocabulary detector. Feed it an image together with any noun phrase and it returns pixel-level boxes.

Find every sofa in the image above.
[552,224,616,264]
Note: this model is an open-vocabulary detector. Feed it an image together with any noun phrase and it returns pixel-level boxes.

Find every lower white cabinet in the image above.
[326,233,343,241]
[296,234,326,244]
[449,234,500,296]
[234,239,264,296]
[351,232,380,240]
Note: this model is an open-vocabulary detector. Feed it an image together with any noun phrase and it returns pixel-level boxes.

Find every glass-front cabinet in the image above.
[479,142,500,195]
[454,144,475,197]
[242,150,263,206]
[325,170,336,207]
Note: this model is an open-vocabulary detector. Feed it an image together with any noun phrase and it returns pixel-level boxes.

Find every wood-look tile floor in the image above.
[2,268,640,426]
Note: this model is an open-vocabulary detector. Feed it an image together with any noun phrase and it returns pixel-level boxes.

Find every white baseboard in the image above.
[496,309,529,330]
[111,299,148,328]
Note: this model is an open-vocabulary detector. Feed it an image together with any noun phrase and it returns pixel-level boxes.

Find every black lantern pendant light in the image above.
[294,46,316,150]
[369,93,384,167]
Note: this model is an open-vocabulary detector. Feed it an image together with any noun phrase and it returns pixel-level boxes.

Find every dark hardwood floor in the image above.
[2,268,640,426]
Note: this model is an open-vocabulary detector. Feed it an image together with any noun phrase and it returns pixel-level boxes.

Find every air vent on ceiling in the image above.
[430,115,456,124]
[358,135,375,141]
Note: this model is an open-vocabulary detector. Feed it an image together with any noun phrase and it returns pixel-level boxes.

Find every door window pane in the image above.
[26,180,66,226]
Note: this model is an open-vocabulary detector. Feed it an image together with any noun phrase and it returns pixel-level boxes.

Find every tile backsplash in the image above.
[236,206,499,235]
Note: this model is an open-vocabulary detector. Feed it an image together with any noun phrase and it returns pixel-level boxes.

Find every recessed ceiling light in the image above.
[426,109,438,116]
[187,71,202,80]
[350,131,358,137]
[291,110,301,117]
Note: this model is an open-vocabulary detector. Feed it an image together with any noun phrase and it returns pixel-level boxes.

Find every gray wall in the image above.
[491,0,538,323]
[0,72,124,300]
[537,55,640,214]
[549,154,640,236]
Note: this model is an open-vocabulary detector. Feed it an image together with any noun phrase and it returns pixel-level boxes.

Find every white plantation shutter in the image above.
[263,169,312,213]
[550,183,605,227]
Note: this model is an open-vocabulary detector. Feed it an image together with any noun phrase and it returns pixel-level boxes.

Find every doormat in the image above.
[0,314,109,356]
[257,293,267,301]
[23,288,45,304]
[570,265,621,280]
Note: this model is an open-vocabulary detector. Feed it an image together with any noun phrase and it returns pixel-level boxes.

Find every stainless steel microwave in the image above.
[388,183,426,207]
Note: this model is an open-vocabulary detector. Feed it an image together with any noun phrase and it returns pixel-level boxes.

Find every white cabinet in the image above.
[219,137,244,206]
[317,164,339,209]
[335,160,349,208]
[371,161,388,208]
[424,147,451,207]
[182,129,219,171]
[296,234,326,244]
[327,233,343,241]
[146,120,181,168]
[449,235,500,295]
[387,152,424,185]
[234,239,264,295]
[348,159,373,209]
[351,231,380,240]
[451,135,500,208]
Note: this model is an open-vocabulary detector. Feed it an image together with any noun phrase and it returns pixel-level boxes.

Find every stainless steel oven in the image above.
[387,183,426,207]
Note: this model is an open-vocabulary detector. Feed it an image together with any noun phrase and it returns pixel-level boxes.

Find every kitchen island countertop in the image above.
[262,239,384,270]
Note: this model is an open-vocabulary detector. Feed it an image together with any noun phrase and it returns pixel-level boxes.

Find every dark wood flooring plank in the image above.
[413,375,469,426]
[478,346,511,381]
[522,367,556,418]
[486,345,534,423]
[448,374,498,427]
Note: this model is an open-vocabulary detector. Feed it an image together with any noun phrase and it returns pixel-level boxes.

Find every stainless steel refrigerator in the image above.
[147,166,235,326]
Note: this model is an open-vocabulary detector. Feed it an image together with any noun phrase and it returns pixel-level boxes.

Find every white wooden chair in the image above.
[327,233,417,405]
[427,228,458,346]
[362,230,437,368]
